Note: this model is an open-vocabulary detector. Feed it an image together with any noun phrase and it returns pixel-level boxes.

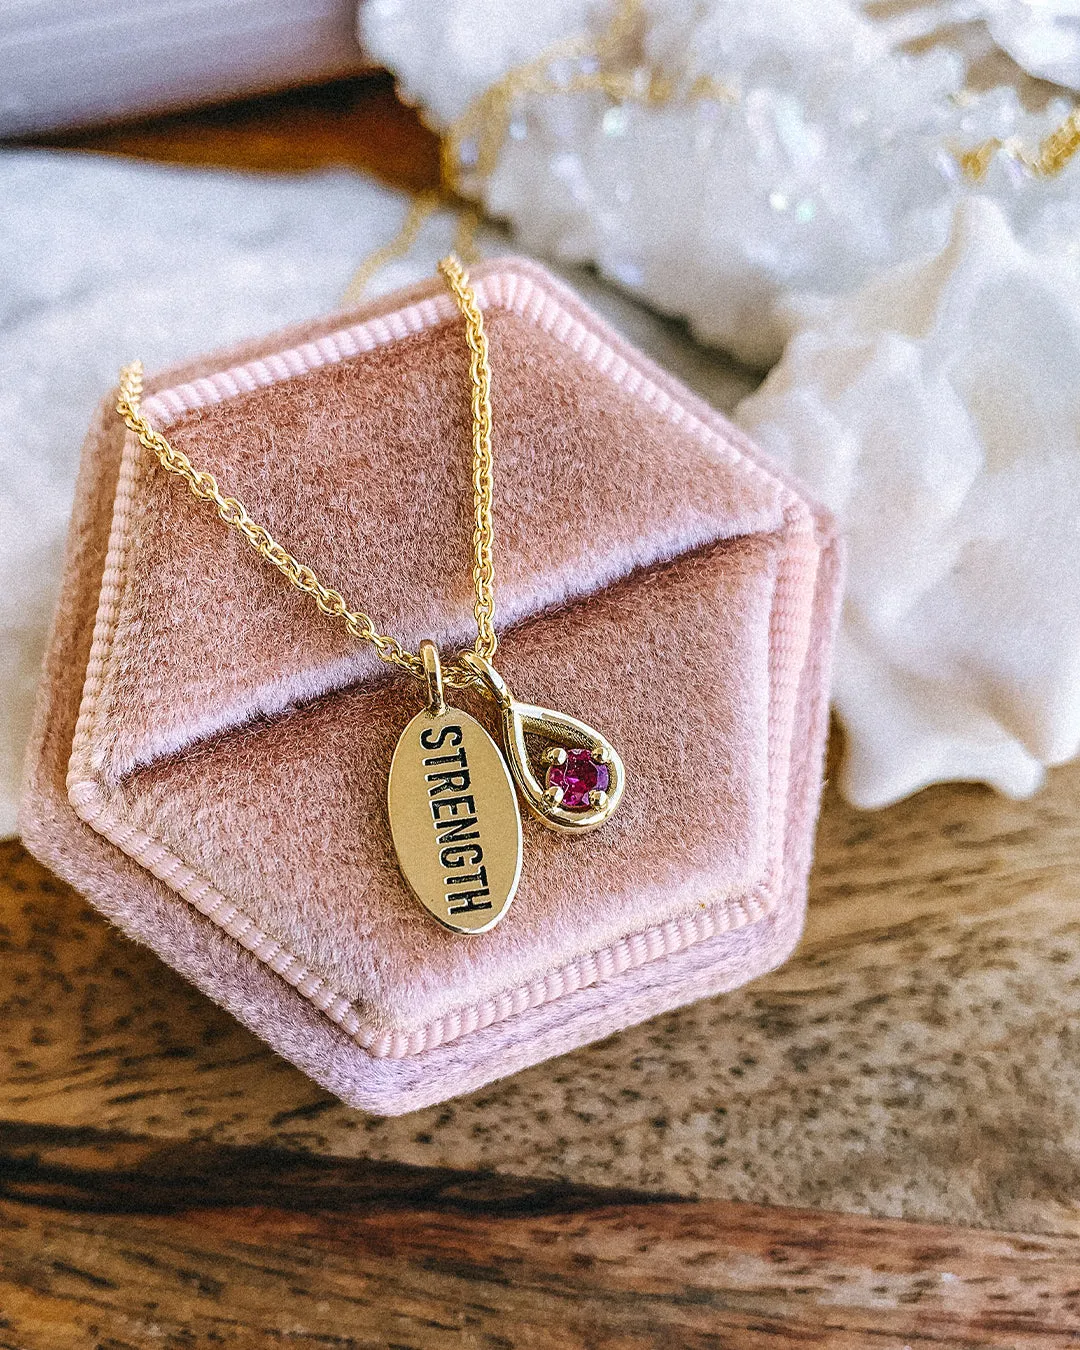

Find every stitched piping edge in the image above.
[68,267,820,1060]
[68,510,811,1059]
[142,270,799,519]
[71,767,781,1056]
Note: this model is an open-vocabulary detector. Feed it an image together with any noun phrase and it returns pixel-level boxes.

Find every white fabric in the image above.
[737,199,1080,806]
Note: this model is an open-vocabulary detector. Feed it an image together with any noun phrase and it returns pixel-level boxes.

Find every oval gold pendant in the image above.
[387,704,523,935]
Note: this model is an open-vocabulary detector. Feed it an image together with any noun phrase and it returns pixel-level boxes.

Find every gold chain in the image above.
[437,256,497,665]
[339,191,441,310]
[959,107,1080,182]
[115,255,496,690]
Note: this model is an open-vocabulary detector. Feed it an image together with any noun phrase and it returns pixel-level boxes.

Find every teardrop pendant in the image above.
[461,653,625,834]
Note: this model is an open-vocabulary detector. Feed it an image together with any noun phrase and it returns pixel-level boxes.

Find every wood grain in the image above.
[2,1120,1077,1350]
[17,73,442,190]
[5,746,1080,1236]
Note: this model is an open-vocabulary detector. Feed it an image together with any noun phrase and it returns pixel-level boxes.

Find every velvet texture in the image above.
[21,259,842,1113]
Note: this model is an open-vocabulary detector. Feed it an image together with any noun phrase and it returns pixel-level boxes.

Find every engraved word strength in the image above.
[388,705,522,935]
[420,723,493,915]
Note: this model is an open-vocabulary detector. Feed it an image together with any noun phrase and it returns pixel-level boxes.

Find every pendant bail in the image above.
[461,650,514,710]
[461,650,625,833]
[420,639,446,716]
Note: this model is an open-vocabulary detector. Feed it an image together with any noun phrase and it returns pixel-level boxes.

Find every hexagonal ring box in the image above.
[21,259,842,1114]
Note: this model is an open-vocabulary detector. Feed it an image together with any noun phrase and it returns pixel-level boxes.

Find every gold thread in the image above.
[959,107,1080,182]
[339,190,441,309]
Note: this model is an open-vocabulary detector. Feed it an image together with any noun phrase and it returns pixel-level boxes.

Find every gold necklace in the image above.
[114,255,625,935]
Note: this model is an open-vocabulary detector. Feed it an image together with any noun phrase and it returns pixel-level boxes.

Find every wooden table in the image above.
[4,76,1080,1349]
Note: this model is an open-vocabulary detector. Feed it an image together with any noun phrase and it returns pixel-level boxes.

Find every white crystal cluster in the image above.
[362,0,1080,367]
[977,0,1080,89]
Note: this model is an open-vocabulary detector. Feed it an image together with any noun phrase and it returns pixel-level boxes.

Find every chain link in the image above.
[115,255,497,690]
[437,255,497,665]
[339,192,441,311]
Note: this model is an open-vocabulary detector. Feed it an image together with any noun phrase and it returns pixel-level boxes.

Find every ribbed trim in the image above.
[68,264,816,1058]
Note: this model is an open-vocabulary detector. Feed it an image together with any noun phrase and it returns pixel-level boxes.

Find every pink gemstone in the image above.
[545,747,610,809]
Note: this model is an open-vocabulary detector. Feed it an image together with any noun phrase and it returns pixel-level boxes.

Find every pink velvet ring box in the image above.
[20,258,843,1115]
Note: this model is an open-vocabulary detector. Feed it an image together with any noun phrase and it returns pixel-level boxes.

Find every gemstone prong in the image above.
[588,789,609,810]
[542,745,568,767]
[593,744,611,764]
[545,745,612,811]
[544,784,566,807]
